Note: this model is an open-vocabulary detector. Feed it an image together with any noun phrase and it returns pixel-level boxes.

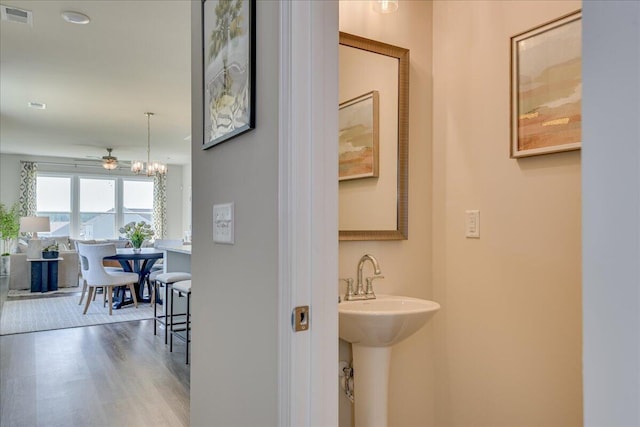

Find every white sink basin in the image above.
[339,295,440,347]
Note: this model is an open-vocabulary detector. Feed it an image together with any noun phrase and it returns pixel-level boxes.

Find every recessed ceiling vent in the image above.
[1,5,33,26]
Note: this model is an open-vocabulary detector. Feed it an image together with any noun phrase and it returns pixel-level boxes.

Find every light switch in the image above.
[213,202,234,244]
[465,210,480,238]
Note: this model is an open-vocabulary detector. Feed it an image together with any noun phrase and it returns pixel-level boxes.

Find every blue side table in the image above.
[27,257,63,293]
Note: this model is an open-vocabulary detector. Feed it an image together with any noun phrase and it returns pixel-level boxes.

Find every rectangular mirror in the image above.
[339,32,409,241]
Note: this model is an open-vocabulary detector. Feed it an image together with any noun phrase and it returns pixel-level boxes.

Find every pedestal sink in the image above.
[339,295,440,427]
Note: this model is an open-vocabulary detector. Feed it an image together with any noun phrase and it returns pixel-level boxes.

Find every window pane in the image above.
[37,213,71,237]
[80,213,115,240]
[124,212,152,227]
[123,180,154,211]
[37,177,70,212]
[80,178,115,212]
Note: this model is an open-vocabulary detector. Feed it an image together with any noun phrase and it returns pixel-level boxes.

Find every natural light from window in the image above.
[36,176,71,237]
[80,178,115,239]
[36,174,154,239]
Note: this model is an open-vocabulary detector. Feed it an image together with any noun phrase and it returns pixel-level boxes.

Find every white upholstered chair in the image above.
[77,243,139,315]
[74,240,123,306]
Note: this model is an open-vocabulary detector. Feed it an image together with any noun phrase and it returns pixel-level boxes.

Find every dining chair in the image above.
[77,243,140,315]
[74,240,123,306]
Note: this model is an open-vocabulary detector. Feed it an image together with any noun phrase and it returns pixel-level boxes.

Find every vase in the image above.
[132,247,141,254]
[42,251,59,259]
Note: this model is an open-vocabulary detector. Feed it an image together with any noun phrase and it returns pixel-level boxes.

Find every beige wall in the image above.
[432,1,582,426]
[339,1,435,426]
[189,1,279,425]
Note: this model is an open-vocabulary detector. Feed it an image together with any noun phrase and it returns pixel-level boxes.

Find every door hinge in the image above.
[292,305,310,332]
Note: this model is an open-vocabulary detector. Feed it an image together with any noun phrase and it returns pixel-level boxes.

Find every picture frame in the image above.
[339,91,380,181]
[202,0,256,150]
[510,10,582,158]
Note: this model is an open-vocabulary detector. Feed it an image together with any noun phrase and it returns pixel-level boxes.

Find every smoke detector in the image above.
[1,5,33,26]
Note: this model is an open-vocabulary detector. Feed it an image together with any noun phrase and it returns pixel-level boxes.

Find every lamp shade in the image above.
[20,216,50,233]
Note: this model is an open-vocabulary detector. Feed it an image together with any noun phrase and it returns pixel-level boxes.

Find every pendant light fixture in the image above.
[131,112,167,176]
[371,0,398,14]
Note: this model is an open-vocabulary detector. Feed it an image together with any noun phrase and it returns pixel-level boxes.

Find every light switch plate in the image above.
[213,202,234,244]
[465,210,480,238]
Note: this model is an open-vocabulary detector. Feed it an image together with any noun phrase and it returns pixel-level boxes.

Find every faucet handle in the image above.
[365,275,384,299]
[339,278,355,299]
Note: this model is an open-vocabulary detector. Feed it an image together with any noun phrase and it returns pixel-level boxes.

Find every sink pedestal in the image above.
[352,345,392,427]
[339,295,441,427]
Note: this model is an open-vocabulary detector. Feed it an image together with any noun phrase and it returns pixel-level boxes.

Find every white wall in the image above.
[189,1,280,425]
[0,153,21,206]
[0,153,184,239]
[338,2,435,426]
[582,1,640,425]
[432,1,582,426]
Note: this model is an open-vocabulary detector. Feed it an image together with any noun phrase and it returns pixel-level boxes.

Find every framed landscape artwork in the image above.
[510,10,582,158]
[339,91,380,181]
[202,0,256,150]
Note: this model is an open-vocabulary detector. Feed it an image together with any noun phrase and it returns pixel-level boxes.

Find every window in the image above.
[36,173,154,239]
[123,180,154,227]
[36,176,71,237]
[79,178,116,239]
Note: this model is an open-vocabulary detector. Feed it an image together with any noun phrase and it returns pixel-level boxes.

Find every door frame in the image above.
[278,1,339,426]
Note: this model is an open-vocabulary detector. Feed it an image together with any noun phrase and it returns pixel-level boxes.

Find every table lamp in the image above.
[20,216,50,259]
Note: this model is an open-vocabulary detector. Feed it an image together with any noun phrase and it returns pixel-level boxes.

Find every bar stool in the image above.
[170,279,191,364]
[151,272,191,344]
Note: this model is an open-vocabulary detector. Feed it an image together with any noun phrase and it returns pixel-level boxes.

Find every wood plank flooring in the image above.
[0,277,190,427]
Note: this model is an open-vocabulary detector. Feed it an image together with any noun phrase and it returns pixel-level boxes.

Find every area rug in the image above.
[7,287,81,297]
[0,295,154,335]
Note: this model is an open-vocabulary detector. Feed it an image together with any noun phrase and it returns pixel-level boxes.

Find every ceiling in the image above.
[0,0,192,166]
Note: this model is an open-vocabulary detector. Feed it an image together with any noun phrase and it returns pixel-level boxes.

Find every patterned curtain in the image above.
[18,161,38,217]
[153,172,167,239]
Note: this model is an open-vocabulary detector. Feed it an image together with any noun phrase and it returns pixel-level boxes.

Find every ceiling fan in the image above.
[101,148,118,170]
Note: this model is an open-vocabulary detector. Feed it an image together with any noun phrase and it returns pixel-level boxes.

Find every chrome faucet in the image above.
[349,254,382,300]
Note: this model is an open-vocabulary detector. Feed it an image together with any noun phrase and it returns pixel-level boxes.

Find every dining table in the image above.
[104,247,164,309]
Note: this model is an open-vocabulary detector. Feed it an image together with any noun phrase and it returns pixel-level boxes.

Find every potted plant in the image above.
[0,203,20,276]
[42,242,59,259]
[119,221,154,252]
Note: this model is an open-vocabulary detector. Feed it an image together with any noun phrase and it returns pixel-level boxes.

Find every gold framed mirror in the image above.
[339,32,409,241]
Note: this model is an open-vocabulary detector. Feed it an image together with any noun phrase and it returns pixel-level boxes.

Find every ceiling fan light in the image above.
[101,148,118,170]
[102,159,118,170]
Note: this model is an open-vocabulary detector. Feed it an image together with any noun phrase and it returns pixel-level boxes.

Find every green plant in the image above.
[119,221,154,249]
[42,242,59,252]
[0,203,20,256]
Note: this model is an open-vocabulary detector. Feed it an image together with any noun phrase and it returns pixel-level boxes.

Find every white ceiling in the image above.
[0,0,192,166]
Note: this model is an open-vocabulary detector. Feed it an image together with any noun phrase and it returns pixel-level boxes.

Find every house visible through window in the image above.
[36,174,154,239]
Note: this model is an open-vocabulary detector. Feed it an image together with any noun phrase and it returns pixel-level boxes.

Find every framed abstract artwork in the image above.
[510,10,582,158]
[202,0,256,149]
[339,91,380,181]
